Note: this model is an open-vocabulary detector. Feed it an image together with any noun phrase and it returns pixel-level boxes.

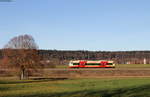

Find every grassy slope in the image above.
[1,78,150,97]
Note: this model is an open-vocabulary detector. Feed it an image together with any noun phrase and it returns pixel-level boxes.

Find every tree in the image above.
[2,34,41,80]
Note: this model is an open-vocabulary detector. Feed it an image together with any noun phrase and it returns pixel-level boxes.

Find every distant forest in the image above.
[1,50,150,65]
[38,50,150,65]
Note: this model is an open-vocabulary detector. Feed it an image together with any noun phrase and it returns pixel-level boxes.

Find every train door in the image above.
[79,61,86,67]
[101,61,108,67]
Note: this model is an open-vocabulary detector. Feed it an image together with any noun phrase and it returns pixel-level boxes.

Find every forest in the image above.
[33,50,150,65]
[1,50,150,66]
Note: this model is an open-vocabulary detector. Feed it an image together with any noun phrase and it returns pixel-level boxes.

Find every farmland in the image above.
[0,78,150,97]
[2,64,150,78]
[1,64,150,97]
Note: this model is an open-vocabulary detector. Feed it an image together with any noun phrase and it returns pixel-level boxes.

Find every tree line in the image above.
[38,50,150,65]
[1,49,150,65]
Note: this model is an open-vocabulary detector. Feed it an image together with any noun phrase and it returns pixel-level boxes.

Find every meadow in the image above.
[1,78,150,97]
[115,64,150,68]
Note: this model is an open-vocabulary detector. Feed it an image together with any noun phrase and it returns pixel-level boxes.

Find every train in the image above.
[69,60,115,68]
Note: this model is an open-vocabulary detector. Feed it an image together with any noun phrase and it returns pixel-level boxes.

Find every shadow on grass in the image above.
[32,77,68,81]
[0,78,69,84]
[13,84,150,97]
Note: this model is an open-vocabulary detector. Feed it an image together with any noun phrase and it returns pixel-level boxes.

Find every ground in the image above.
[1,64,150,97]
[1,78,150,97]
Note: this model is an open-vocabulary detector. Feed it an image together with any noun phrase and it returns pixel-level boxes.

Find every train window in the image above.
[107,63,113,65]
[73,63,79,65]
[86,63,100,65]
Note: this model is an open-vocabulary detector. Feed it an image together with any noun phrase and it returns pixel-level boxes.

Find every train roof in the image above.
[70,60,114,63]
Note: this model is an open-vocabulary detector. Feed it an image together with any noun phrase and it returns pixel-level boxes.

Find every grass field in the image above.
[1,78,150,97]
[116,64,150,68]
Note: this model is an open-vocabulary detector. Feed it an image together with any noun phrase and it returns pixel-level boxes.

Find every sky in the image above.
[0,0,150,51]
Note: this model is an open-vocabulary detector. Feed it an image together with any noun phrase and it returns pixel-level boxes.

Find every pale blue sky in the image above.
[0,0,150,51]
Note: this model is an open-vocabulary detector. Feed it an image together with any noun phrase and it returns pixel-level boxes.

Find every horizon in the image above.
[1,48,150,52]
[1,0,150,51]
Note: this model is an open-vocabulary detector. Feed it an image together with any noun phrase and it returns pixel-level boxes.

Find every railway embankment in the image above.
[1,68,150,78]
[41,68,150,78]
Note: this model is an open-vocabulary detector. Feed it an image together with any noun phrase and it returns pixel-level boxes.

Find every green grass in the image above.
[116,64,150,68]
[1,78,150,97]
[55,65,68,68]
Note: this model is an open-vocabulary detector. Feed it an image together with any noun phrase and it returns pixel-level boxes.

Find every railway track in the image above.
[44,68,150,71]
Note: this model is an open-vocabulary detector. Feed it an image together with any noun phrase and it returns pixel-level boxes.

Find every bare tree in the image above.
[2,34,41,80]
[4,34,38,49]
